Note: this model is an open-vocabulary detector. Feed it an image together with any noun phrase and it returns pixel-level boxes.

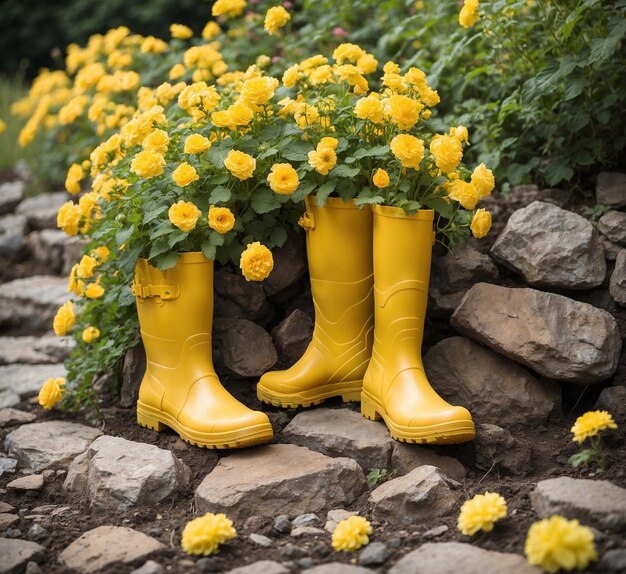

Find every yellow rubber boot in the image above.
[133,252,273,448]
[361,206,475,444]
[257,197,374,407]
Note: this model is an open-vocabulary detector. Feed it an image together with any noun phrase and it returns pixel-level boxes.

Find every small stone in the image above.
[4,528,21,538]
[7,474,44,491]
[0,513,19,530]
[609,249,626,306]
[292,513,319,528]
[532,477,626,531]
[16,191,68,230]
[291,526,324,537]
[324,509,358,533]
[298,557,315,570]
[130,560,164,574]
[603,239,623,261]
[58,526,164,573]
[307,565,373,574]
[474,424,532,475]
[370,466,457,527]
[0,502,14,513]
[281,542,306,560]
[390,443,466,481]
[597,172,626,207]
[24,562,43,574]
[225,561,290,574]
[272,309,314,361]
[0,538,45,574]
[0,408,37,427]
[598,210,626,245]
[27,524,48,541]
[249,533,272,547]
[358,541,391,566]
[243,515,268,533]
[147,527,163,537]
[196,557,222,573]
[432,245,499,294]
[41,470,55,479]
[0,181,25,216]
[0,215,28,262]
[5,421,102,472]
[0,335,74,367]
[273,514,291,534]
[600,549,626,572]
[594,385,626,422]
[0,457,18,477]
[422,525,448,540]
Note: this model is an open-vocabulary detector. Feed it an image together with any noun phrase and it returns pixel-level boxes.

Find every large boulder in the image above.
[596,172,626,208]
[451,283,622,384]
[598,210,626,245]
[0,538,45,574]
[424,337,560,428]
[594,385,626,422]
[490,201,606,289]
[609,249,626,306]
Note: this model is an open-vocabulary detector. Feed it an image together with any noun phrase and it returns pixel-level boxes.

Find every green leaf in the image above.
[425,196,454,219]
[201,240,217,261]
[143,206,167,224]
[353,145,390,159]
[281,140,314,162]
[544,159,574,186]
[209,186,232,203]
[290,181,316,202]
[251,188,282,214]
[331,165,360,178]
[354,187,384,206]
[564,71,586,101]
[167,230,187,248]
[270,226,288,247]
[156,252,180,270]
[569,449,594,468]
[315,180,338,206]
[115,225,134,247]
[257,147,279,160]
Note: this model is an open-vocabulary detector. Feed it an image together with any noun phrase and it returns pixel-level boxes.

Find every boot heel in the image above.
[137,410,167,432]
[342,391,361,403]
[361,397,381,421]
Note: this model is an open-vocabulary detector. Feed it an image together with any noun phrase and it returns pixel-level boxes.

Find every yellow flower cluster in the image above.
[457,492,508,536]
[331,516,373,552]
[181,513,237,556]
[38,377,65,410]
[571,410,617,444]
[264,6,291,35]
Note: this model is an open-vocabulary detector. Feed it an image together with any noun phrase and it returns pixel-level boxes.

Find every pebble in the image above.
[422,525,449,539]
[7,474,44,491]
[358,541,391,565]
[28,523,48,541]
[249,533,273,547]
[292,513,319,528]
[274,514,291,534]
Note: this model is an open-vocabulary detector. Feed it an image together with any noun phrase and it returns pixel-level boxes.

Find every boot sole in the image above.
[137,401,274,449]
[361,391,475,444]
[257,381,362,408]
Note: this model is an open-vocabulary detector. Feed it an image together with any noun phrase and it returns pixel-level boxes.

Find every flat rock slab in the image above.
[451,283,622,384]
[0,335,73,365]
[531,477,626,531]
[0,181,25,216]
[5,421,102,472]
[0,537,45,574]
[7,474,44,491]
[0,363,67,398]
[424,337,560,428]
[491,201,606,289]
[16,191,68,230]
[370,466,457,527]
[58,526,164,573]
[0,390,20,409]
[0,457,18,477]
[64,435,190,511]
[389,542,540,574]
[0,214,28,262]
[226,560,290,574]
[0,408,37,427]
[27,229,83,275]
[195,443,366,522]
[0,276,69,331]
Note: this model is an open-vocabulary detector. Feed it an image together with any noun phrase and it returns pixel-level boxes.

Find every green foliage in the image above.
[366,468,397,489]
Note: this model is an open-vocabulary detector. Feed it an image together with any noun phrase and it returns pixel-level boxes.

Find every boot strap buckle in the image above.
[131,283,180,301]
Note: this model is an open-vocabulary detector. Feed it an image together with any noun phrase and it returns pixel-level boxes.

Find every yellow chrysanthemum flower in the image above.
[525,516,597,573]
[331,516,373,552]
[355,94,384,124]
[57,201,82,236]
[172,162,200,187]
[267,163,299,195]
[224,150,256,180]
[208,206,235,234]
[53,301,75,336]
[169,200,202,232]
[446,179,479,210]
[82,326,101,343]
[571,411,617,445]
[130,150,165,179]
[184,134,211,155]
[390,134,424,169]
[38,377,65,410]
[470,208,492,239]
[142,129,170,155]
[264,6,291,35]
[240,242,274,282]
[240,76,279,107]
[430,134,463,173]
[308,145,337,175]
[181,513,236,556]
[457,492,507,536]
[76,255,98,279]
[0,118,6,133]
[319,137,339,150]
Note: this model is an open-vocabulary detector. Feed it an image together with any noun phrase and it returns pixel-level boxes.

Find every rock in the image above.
[358,542,391,566]
[291,526,324,537]
[7,475,44,491]
[24,562,43,574]
[58,526,164,573]
[532,477,626,531]
[27,524,47,542]
[0,513,19,530]
[596,172,626,208]
[0,181,25,216]
[213,319,278,377]
[195,444,367,522]
[429,289,467,316]
[491,202,606,289]
[63,435,190,511]
[598,210,626,245]
[594,385,626,422]
[424,337,560,427]
[5,421,102,472]
[16,191,68,230]
[272,309,314,361]
[0,538,44,574]
[273,514,291,534]
[249,533,272,547]
[225,561,290,574]
[0,363,66,399]
[0,390,20,409]
[307,565,373,574]
[0,215,28,262]
[390,444,466,482]
[0,335,73,366]
[0,458,18,477]
[26,229,83,275]
[119,341,146,408]
[389,542,540,574]
[603,238,623,261]
[600,549,626,572]
[325,509,358,533]
[422,525,448,539]
[451,283,622,384]
[370,466,457,526]
[609,249,626,306]
[432,246,499,293]
[474,423,531,475]
[292,513,319,528]
[214,268,272,320]
[282,408,394,471]
[0,276,68,331]
[263,234,307,297]
[130,561,164,574]
[0,502,14,513]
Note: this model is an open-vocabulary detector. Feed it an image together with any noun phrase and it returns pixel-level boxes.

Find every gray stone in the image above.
[225,561,290,574]
[422,525,448,539]
[429,289,466,315]
[263,234,307,297]
[474,423,531,475]
[58,526,164,573]
[64,435,190,511]
[325,509,358,533]
[214,268,272,320]
[451,283,622,384]
[0,276,69,331]
[120,341,146,408]
[594,385,626,422]
[273,514,291,534]
[27,524,48,542]
[307,565,373,574]
[532,477,626,531]
[600,549,626,572]
[0,513,19,530]
[389,542,540,574]
[195,444,367,522]
[24,562,43,574]
[0,457,18,477]
[16,191,68,230]
[0,215,28,262]
[7,474,44,491]
[598,210,626,245]
[390,443,466,482]
[358,542,391,566]
[433,245,499,293]
[424,337,560,427]
[292,513,319,528]
[282,408,394,471]
[0,363,66,398]
[0,181,25,216]
[5,421,102,472]
[0,502,14,513]
[610,249,626,306]
[596,172,626,208]
[0,335,73,366]
[214,319,278,377]
[249,533,272,547]
[272,309,314,361]
[26,229,83,275]
[603,238,623,261]
[0,538,44,574]
[291,526,324,537]
[130,560,164,574]
[0,390,20,409]
[370,466,457,526]
[491,202,606,289]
